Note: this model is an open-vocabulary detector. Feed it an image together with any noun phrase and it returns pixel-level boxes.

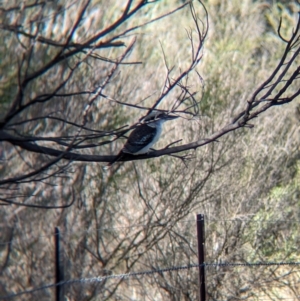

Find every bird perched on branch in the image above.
[107,111,178,167]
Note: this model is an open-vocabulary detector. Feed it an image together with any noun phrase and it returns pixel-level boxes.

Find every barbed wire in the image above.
[1,217,299,246]
[251,295,300,301]
[2,261,300,300]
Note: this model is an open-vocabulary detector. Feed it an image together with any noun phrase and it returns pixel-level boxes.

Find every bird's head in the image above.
[142,111,178,123]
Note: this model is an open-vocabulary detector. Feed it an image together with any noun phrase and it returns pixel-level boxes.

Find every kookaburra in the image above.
[108,111,178,166]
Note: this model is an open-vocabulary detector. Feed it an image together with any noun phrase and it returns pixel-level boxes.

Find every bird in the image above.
[107,111,178,166]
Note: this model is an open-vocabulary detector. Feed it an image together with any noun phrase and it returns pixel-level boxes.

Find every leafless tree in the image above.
[0,0,300,300]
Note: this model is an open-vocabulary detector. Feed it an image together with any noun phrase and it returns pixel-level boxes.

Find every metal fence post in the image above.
[197,214,206,301]
[55,227,64,301]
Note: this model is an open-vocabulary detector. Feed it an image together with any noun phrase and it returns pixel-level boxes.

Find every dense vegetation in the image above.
[0,0,299,300]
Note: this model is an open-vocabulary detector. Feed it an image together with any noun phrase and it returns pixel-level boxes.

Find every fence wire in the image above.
[2,261,300,300]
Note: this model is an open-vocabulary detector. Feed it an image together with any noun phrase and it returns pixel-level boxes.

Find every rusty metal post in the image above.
[197,214,206,301]
[55,227,64,301]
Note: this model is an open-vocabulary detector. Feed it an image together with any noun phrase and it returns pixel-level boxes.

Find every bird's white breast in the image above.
[132,120,164,154]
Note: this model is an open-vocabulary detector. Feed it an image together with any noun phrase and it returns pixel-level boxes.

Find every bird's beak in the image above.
[165,114,179,120]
